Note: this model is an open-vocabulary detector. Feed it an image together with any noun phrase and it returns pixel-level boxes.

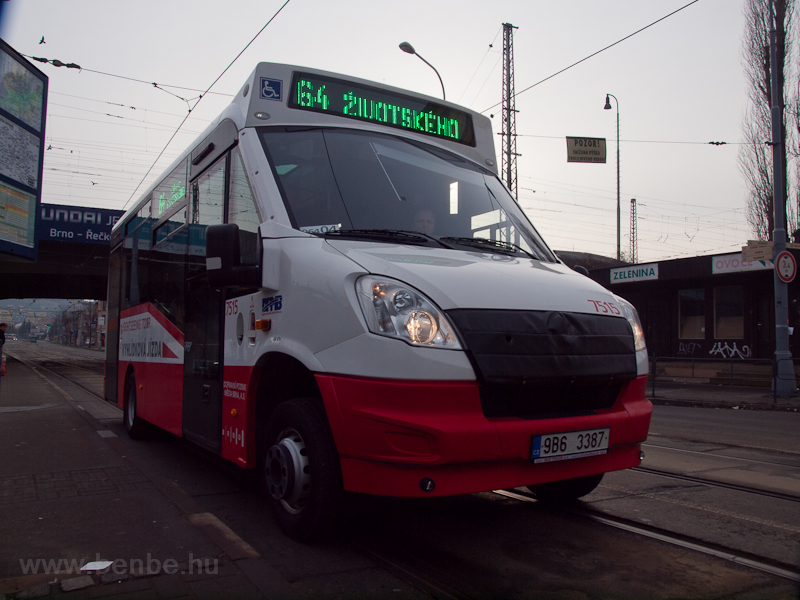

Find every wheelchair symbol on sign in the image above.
[260,78,282,101]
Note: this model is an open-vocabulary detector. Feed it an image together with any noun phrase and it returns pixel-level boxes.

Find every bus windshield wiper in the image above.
[320,229,451,248]
[439,236,536,259]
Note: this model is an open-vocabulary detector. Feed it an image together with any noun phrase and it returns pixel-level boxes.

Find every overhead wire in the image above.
[457,28,501,104]
[47,112,205,135]
[520,174,745,212]
[46,136,185,156]
[516,133,738,145]
[525,194,748,243]
[122,0,294,210]
[49,98,211,123]
[36,1,735,260]
[465,0,742,260]
[468,56,503,109]
[481,0,702,113]
[517,175,748,260]
[23,55,235,100]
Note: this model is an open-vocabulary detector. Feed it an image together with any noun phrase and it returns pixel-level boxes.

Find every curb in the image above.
[648,397,800,411]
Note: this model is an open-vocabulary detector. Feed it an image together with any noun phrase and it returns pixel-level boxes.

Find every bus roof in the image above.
[113,62,498,236]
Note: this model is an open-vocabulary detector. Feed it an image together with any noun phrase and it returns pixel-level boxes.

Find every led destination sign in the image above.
[288,73,475,146]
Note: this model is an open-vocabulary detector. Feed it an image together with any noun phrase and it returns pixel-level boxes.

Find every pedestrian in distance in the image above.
[0,322,7,393]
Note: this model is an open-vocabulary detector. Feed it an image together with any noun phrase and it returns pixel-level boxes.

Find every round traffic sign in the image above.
[776,250,797,283]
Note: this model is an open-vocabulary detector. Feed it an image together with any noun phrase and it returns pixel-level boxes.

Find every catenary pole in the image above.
[769,0,796,396]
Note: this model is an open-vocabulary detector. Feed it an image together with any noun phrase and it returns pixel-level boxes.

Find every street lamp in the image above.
[399,42,446,100]
[604,93,620,261]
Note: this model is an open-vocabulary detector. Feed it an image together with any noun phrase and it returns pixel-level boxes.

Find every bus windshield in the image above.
[259,128,556,261]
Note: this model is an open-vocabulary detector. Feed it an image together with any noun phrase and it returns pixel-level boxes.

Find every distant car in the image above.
[7,334,16,341]
[29,337,37,343]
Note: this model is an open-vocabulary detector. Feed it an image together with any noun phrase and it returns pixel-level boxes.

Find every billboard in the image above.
[37,204,124,245]
[0,39,48,260]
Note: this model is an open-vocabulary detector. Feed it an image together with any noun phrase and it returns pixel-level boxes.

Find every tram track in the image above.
[32,360,106,401]
[5,349,108,404]
[40,358,105,376]
[644,440,800,463]
[9,348,798,592]
[631,465,800,503]
[356,544,469,600]
[352,484,800,599]
[34,358,800,507]
[493,489,800,585]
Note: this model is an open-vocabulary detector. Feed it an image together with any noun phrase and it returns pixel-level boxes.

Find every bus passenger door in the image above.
[182,158,226,452]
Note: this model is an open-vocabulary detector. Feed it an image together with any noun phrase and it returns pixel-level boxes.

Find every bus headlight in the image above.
[356,276,461,349]
[616,295,646,352]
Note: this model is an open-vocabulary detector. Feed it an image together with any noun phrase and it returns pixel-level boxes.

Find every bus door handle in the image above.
[248,311,257,346]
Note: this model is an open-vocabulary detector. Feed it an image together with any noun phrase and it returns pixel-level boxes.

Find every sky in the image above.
[1,0,755,264]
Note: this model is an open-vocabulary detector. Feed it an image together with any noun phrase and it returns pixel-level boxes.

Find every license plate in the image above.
[531,428,610,463]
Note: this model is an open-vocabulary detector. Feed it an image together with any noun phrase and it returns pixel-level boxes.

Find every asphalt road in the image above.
[3,340,798,599]
[649,405,800,454]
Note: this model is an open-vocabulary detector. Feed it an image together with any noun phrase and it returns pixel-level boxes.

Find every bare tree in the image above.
[739,0,797,241]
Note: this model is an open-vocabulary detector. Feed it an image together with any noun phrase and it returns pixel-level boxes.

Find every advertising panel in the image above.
[37,203,124,245]
[711,253,773,274]
[0,39,47,260]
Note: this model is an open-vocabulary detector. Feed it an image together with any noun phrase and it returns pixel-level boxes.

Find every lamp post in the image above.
[604,93,620,261]
[399,42,446,100]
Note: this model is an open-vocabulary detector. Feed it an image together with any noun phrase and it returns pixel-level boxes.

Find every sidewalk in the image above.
[0,356,287,599]
[0,356,427,600]
[647,378,800,411]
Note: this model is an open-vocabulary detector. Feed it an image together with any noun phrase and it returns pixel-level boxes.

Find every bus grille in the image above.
[446,309,638,418]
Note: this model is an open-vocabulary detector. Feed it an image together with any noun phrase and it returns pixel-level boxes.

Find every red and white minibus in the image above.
[105,63,652,540]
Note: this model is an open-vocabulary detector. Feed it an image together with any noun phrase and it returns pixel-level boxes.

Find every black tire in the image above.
[264,398,343,541]
[526,473,604,503]
[123,373,150,440]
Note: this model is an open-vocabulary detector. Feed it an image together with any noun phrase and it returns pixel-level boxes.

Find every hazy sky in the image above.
[2,0,754,263]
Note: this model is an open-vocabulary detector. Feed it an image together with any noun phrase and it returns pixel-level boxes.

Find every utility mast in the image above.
[501,23,519,198]
[768,0,796,396]
[630,198,637,264]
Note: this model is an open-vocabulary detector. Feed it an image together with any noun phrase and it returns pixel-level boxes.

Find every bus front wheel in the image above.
[526,473,604,503]
[264,398,343,541]
[123,374,150,440]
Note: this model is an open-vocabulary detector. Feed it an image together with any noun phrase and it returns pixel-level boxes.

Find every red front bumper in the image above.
[316,374,652,497]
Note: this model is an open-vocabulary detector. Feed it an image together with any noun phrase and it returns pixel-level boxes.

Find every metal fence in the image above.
[649,356,779,400]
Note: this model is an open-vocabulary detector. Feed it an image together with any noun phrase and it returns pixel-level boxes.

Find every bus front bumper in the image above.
[316,374,652,497]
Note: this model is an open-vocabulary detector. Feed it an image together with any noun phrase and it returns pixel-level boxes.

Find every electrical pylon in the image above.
[501,23,519,199]
[630,198,638,264]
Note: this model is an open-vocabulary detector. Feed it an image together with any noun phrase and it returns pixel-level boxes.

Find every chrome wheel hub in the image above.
[266,428,311,514]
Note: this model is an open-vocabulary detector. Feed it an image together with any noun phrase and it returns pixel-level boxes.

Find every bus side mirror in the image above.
[573,265,590,277]
[206,223,261,288]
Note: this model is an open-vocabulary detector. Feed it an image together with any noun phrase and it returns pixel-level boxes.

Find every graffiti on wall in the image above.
[677,342,701,355]
[708,342,751,359]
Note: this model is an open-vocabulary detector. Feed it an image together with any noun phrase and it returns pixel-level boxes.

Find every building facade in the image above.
[588,251,800,361]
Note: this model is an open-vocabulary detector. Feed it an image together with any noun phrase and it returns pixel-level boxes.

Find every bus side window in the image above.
[150,207,188,328]
[123,203,152,309]
[228,148,260,266]
[191,157,226,254]
[186,157,226,382]
[149,159,188,327]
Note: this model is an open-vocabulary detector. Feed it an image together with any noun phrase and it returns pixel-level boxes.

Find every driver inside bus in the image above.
[412,208,436,236]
